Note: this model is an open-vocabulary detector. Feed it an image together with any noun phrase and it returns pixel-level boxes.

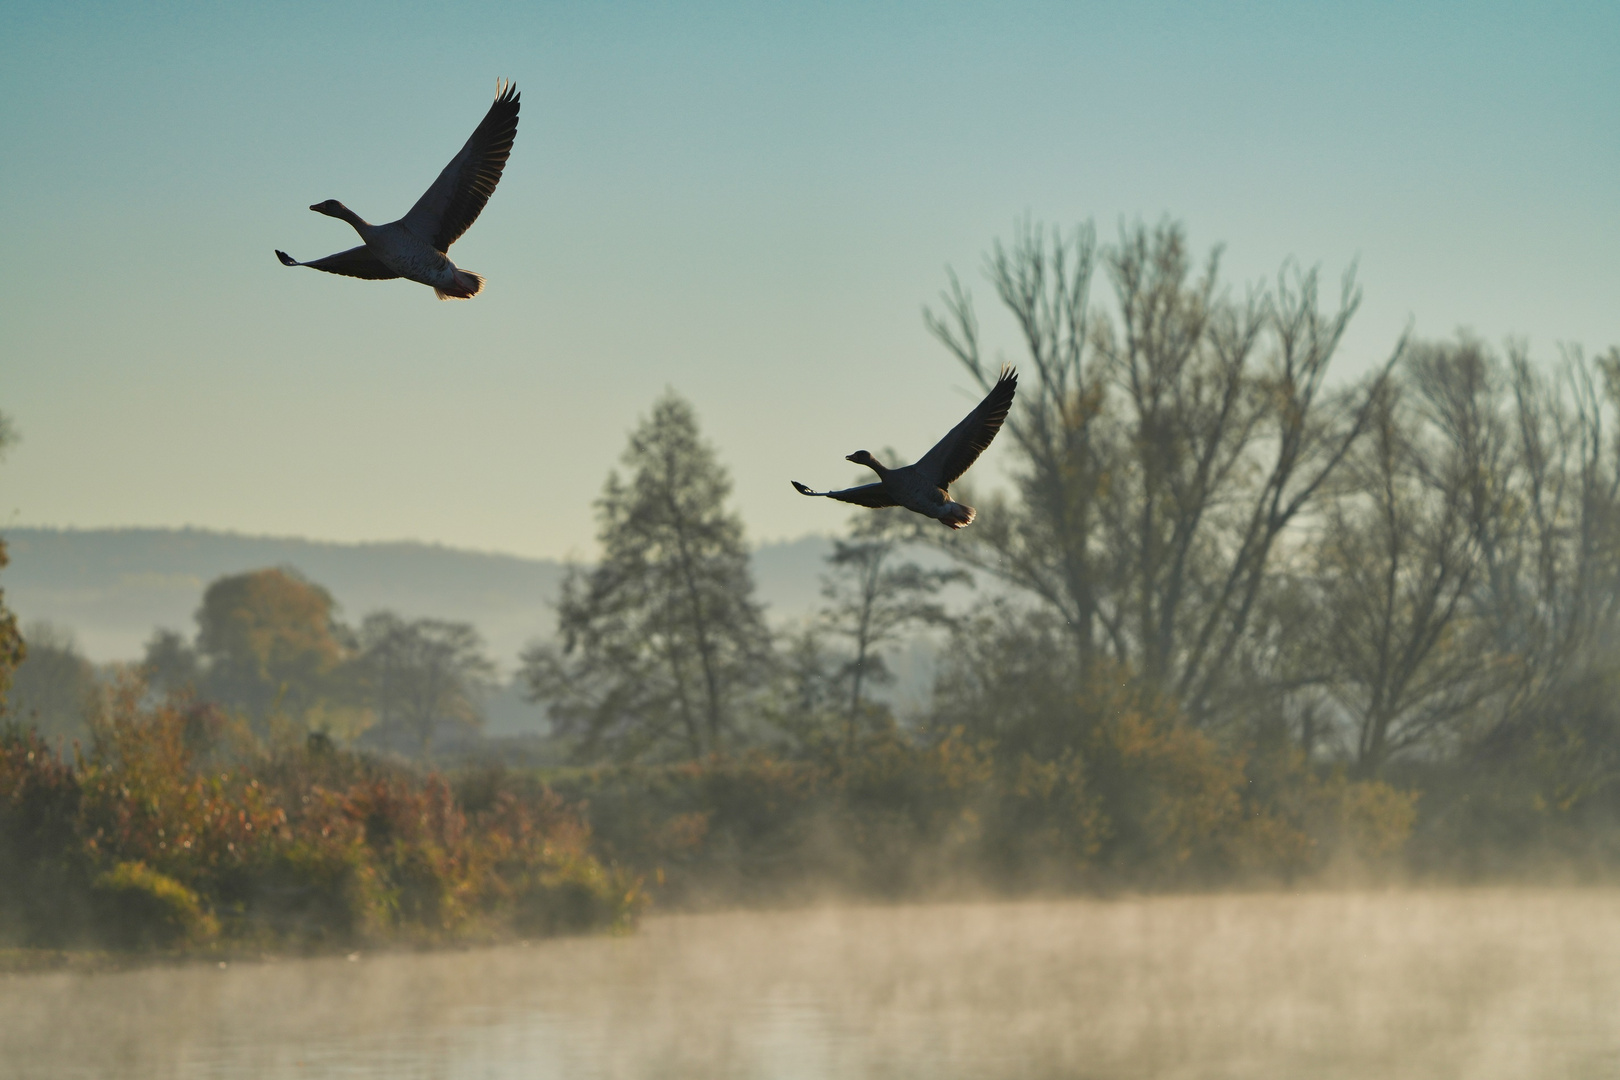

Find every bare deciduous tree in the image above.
[818,523,967,755]
[925,218,1402,723]
[1309,368,1493,776]
[1290,338,1620,777]
[1469,344,1620,750]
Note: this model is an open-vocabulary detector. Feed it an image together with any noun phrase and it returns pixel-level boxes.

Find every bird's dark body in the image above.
[275,81,520,299]
[791,367,1018,529]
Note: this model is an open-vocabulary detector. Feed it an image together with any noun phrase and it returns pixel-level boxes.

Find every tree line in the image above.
[12,571,500,760]
[525,221,1620,791]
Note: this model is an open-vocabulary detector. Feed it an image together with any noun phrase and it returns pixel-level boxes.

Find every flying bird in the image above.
[792,367,1017,529]
[274,80,520,299]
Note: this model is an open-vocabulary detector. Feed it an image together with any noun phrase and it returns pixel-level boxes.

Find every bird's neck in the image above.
[864,458,889,478]
[329,205,370,230]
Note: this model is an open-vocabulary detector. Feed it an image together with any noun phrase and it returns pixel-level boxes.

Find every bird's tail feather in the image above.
[435,269,485,300]
[940,501,976,529]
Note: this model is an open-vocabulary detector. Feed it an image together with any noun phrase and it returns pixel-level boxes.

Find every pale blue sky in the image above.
[2,1,1616,559]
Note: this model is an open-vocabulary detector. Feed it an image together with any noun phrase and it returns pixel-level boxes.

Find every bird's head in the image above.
[309,200,350,218]
[846,450,876,467]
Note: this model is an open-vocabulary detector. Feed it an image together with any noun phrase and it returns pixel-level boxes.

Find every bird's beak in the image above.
[845,454,858,462]
[309,204,322,212]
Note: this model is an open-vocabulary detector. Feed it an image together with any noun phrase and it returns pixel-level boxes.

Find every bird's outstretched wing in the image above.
[401,80,521,252]
[790,480,898,509]
[913,367,1018,488]
[275,246,400,280]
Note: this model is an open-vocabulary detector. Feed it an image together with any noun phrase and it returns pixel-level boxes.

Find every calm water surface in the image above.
[4,889,1620,1079]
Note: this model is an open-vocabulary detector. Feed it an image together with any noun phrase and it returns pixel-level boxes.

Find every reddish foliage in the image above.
[0,679,641,950]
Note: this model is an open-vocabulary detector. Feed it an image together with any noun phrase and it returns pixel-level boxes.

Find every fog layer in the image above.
[5,890,1616,1079]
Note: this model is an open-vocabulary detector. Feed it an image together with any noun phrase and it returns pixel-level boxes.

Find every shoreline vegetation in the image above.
[0,686,644,963]
[2,587,1618,968]
[0,677,1409,967]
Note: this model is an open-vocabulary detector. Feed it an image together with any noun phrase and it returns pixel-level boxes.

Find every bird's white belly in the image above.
[364,224,457,287]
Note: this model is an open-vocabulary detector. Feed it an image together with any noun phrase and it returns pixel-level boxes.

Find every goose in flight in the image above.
[274,81,520,299]
[792,367,1017,529]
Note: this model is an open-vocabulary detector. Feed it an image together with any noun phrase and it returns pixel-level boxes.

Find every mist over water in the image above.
[5,889,1618,1079]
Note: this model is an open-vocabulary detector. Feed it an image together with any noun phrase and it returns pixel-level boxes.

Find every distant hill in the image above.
[1,527,837,667]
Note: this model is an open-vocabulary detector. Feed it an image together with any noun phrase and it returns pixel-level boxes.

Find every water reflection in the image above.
[5,889,1620,1079]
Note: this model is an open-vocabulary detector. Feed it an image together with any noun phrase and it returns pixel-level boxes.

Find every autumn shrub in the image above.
[0,723,93,945]
[1084,702,1257,878]
[973,749,1106,887]
[1375,668,1620,880]
[1242,741,1417,876]
[546,679,1419,903]
[835,728,994,894]
[550,745,1039,903]
[570,734,996,900]
[463,774,644,934]
[1398,738,1620,881]
[1027,683,1418,884]
[0,679,639,952]
[546,753,826,904]
[550,729,1051,902]
[77,690,289,899]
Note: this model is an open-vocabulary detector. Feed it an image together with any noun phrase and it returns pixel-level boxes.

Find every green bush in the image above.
[510,856,635,936]
[90,861,218,950]
[230,840,384,947]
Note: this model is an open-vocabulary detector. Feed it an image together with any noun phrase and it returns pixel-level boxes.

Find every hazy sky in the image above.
[2,1,1615,560]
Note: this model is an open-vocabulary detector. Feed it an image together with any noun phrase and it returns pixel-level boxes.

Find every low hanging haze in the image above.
[2,1,1616,560]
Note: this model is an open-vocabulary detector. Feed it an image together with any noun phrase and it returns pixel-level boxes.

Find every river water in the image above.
[4,889,1620,1079]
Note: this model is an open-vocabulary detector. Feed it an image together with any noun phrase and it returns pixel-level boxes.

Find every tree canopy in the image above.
[357,612,495,757]
[192,568,351,725]
[6,624,98,741]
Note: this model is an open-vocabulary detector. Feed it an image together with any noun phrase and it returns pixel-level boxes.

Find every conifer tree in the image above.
[522,392,769,760]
